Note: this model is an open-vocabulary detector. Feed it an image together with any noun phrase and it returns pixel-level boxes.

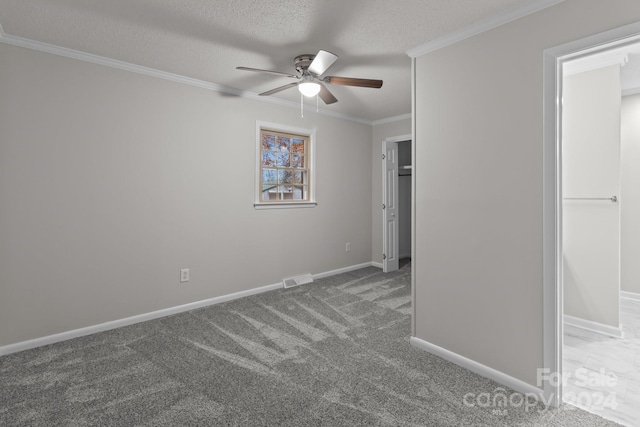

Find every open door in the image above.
[562,64,622,336]
[383,140,399,272]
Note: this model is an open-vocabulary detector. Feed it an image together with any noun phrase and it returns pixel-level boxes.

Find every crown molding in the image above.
[0,31,373,125]
[406,0,565,58]
[372,113,412,126]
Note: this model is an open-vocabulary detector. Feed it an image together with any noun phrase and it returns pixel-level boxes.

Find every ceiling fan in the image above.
[236,50,383,105]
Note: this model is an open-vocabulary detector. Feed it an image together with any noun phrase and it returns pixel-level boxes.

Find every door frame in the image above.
[542,21,640,407]
[382,134,412,273]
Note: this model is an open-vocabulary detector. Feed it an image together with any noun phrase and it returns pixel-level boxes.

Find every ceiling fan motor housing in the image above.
[294,54,315,74]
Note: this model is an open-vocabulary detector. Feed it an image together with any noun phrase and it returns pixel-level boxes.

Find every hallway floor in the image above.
[564,298,640,426]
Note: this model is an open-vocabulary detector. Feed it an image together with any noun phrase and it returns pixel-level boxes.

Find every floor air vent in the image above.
[283,274,313,289]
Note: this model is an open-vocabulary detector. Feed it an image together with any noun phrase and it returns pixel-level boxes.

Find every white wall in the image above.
[413,0,640,387]
[0,43,373,347]
[371,119,411,264]
[621,94,640,295]
[562,65,621,328]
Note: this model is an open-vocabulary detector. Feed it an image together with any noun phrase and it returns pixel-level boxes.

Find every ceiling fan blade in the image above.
[259,82,299,96]
[236,66,298,79]
[323,76,383,88]
[308,50,338,76]
[318,83,338,105]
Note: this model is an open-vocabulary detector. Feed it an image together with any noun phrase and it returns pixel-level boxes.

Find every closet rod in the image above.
[563,196,617,203]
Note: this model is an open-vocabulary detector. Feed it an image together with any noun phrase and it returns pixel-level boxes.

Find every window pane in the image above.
[262,134,277,151]
[278,170,293,184]
[278,137,290,152]
[293,185,307,200]
[291,154,304,168]
[291,138,305,153]
[277,152,290,167]
[282,185,294,200]
[262,169,277,184]
[258,128,311,205]
[293,171,307,184]
[262,185,277,201]
[262,152,276,167]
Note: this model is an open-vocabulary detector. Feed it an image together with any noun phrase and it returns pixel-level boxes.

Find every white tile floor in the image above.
[564,298,640,427]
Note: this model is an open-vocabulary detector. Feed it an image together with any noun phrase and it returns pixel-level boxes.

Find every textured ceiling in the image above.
[0,0,538,121]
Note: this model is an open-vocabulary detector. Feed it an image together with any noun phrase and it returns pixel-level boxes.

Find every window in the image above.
[255,123,316,208]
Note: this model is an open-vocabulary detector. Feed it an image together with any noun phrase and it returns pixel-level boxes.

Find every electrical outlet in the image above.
[180,268,190,283]
[346,242,351,252]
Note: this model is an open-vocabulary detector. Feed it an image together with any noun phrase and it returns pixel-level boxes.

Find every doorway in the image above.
[382,135,412,273]
[544,21,640,425]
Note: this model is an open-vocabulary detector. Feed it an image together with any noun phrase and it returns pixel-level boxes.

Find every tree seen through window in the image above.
[260,129,309,202]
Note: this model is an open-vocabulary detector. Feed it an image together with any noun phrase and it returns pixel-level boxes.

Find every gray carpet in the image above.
[0,264,620,426]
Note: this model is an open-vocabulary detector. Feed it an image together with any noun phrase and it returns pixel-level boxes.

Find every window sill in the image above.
[254,201,318,210]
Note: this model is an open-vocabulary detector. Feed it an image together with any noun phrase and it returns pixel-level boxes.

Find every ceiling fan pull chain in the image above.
[316,94,319,112]
[300,92,304,118]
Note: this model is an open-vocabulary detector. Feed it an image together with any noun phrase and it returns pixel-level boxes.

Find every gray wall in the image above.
[371,119,411,264]
[413,0,640,386]
[0,43,373,347]
[563,66,621,328]
[621,93,640,295]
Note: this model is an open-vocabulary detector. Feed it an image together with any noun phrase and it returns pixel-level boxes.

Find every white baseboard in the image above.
[621,291,640,302]
[312,262,378,279]
[563,314,624,339]
[0,262,378,356]
[409,337,545,402]
[0,282,281,357]
[371,262,383,269]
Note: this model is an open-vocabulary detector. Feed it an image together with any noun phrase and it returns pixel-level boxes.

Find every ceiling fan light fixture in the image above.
[298,82,321,97]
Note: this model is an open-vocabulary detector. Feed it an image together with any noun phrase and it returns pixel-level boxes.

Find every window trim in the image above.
[254,121,317,209]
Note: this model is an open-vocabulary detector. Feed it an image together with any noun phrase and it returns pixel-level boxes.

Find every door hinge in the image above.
[382,154,386,159]
[383,254,387,260]
[382,203,386,210]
